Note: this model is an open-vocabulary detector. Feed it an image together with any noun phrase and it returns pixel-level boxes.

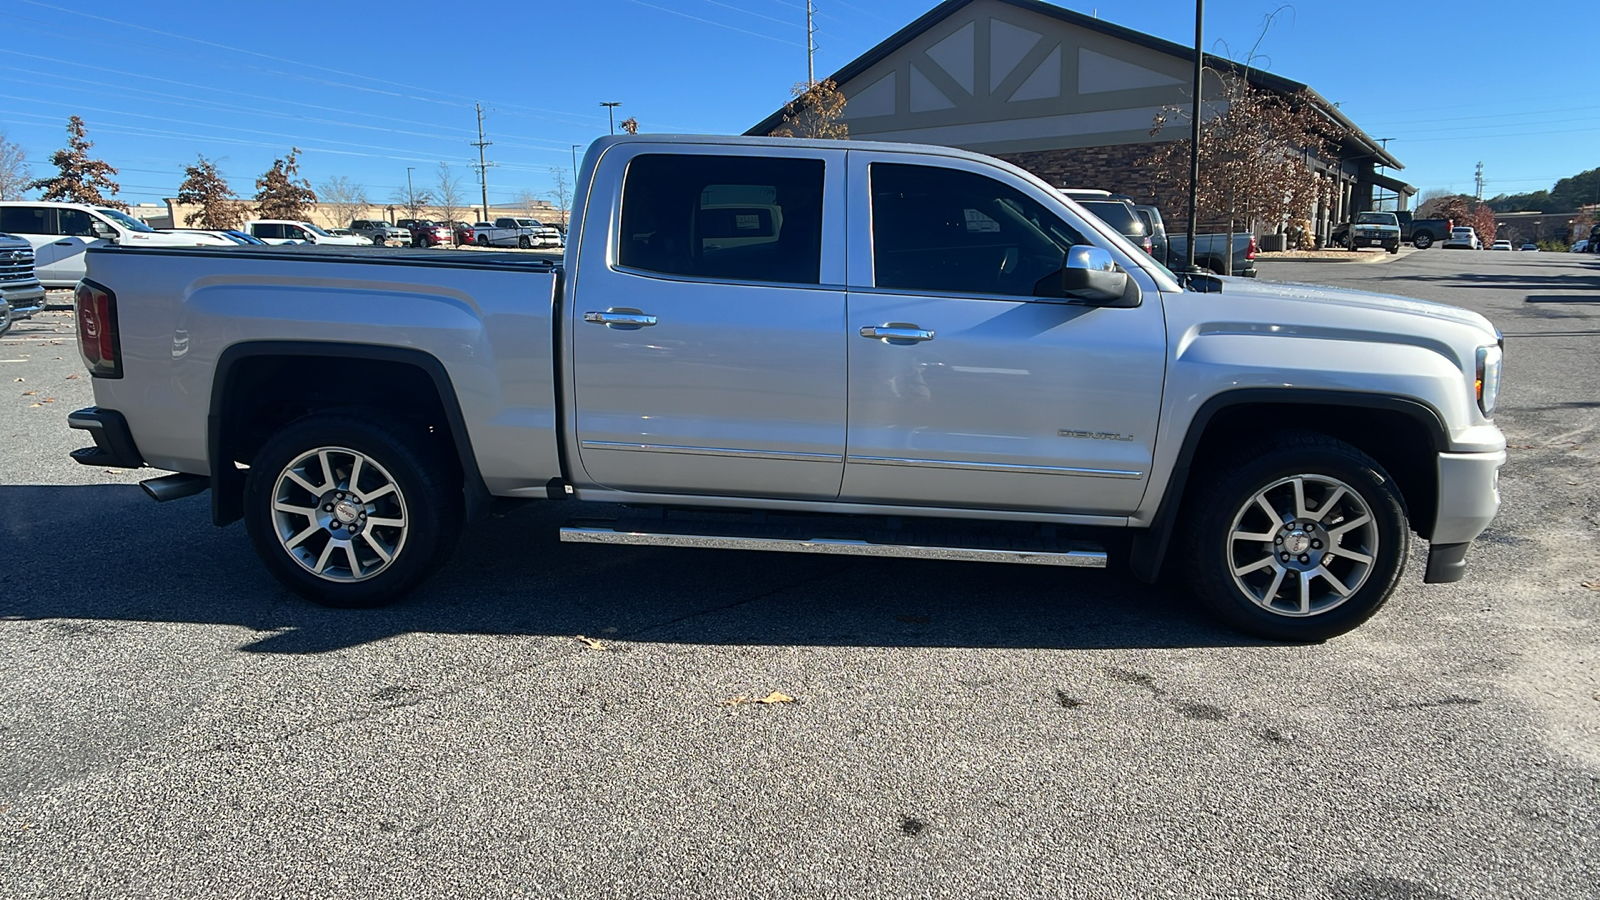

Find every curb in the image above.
[1255,247,1417,265]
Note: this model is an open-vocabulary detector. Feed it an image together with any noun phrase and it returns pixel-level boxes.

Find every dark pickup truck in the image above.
[1396,212,1452,249]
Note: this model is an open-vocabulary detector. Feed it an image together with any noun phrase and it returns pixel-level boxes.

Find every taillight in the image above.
[1246,236,1258,260]
[1142,236,1154,254]
[74,279,122,378]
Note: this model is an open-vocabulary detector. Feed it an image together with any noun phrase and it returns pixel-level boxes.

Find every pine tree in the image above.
[27,116,126,210]
[254,148,317,220]
[177,155,243,229]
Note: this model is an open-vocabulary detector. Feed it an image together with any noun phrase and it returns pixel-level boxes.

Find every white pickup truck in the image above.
[473,216,561,249]
[66,135,1506,641]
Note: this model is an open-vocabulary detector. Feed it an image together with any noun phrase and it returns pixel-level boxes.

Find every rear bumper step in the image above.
[559,517,1106,568]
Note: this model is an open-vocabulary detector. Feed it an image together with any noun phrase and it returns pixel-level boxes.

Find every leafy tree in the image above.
[316,175,368,229]
[254,148,317,220]
[769,80,848,140]
[1468,204,1496,244]
[619,116,640,135]
[1419,194,1472,221]
[433,163,465,229]
[177,155,244,229]
[1140,84,1345,236]
[0,129,31,201]
[27,116,126,210]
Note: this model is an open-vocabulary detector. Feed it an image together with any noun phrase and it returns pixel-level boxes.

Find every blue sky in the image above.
[1,0,1593,209]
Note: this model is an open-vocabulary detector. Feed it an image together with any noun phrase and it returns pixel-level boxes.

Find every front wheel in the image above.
[1413,233,1432,249]
[1183,432,1409,641]
[476,235,489,247]
[517,236,531,249]
[243,413,462,608]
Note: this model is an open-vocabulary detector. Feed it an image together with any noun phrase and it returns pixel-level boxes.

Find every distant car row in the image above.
[1060,189,1257,277]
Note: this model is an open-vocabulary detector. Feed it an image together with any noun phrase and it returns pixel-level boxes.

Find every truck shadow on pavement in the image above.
[0,484,1257,653]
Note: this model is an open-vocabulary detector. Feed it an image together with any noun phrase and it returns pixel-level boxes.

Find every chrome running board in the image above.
[559,517,1106,568]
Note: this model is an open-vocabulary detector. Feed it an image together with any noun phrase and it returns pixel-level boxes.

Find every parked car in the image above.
[1133,204,1168,266]
[473,217,560,249]
[0,201,218,287]
[408,220,453,248]
[349,220,411,246]
[1166,231,1258,277]
[451,221,476,246]
[243,220,369,246]
[1490,240,1513,251]
[1443,227,1482,250]
[1333,212,1402,254]
[1573,240,1590,253]
[1519,244,1538,251]
[0,230,46,333]
[156,228,242,247]
[68,134,1506,642]
[1405,217,1453,249]
[1059,190,1153,256]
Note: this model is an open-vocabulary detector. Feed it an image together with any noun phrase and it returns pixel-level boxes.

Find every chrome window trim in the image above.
[610,263,846,293]
[581,440,843,463]
[849,455,1142,479]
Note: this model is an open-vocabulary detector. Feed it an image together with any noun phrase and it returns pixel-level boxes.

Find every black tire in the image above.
[1387,244,1400,254]
[371,235,384,246]
[517,235,531,249]
[243,413,463,608]
[476,234,489,247]
[1413,233,1432,249]
[1182,432,1409,641]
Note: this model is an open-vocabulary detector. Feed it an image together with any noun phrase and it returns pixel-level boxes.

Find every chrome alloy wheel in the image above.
[1226,474,1378,617]
[270,446,408,582]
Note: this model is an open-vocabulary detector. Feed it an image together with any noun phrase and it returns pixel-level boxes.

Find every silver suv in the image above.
[348,219,411,246]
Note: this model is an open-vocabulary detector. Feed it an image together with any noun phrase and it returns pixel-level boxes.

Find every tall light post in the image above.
[572,144,581,179]
[405,166,416,220]
[600,102,621,135]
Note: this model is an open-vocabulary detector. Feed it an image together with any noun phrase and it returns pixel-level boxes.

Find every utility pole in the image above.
[471,102,493,219]
[1183,0,1203,272]
[405,166,415,210]
[1474,161,1485,205]
[806,0,817,85]
[601,102,621,135]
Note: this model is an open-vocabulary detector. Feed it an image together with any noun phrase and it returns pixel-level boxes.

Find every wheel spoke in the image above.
[273,501,318,518]
[1334,547,1373,566]
[314,540,337,574]
[343,543,361,577]
[1297,571,1312,615]
[1329,514,1372,539]
[1293,477,1312,520]
[367,515,406,529]
[1254,494,1285,526]
[364,483,397,503]
[348,455,365,494]
[317,450,334,490]
[1263,566,1288,602]
[1231,526,1278,542]
[360,533,392,564]
[285,523,321,549]
[1312,565,1354,597]
[1317,486,1348,518]
[1233,555,1278,577]
[285,470,320,495]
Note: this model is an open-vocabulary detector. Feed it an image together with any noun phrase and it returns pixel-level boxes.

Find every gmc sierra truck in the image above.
[66,135,1506,641]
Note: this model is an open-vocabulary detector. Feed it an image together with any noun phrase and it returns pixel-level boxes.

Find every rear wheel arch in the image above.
[1128,389,1446,583]
[208,341,490,527]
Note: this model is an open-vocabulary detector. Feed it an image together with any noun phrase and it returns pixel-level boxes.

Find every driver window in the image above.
[870,163,1087,298]
[57,209,96,237]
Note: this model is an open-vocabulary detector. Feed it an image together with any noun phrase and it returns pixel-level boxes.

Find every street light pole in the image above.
[1183,0,1203,273]
[601,102,621,135]
[406,166,416,217]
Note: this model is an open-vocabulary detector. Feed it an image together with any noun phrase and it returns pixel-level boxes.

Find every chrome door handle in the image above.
[584,309,657,329]
[860,324,935,344]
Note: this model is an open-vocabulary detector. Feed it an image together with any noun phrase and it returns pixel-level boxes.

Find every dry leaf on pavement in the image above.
[1582,582,1600,591]
[21,391,34,396]
[65,374,78,380]
[574,635,607,650]
[719,691,796,707]
[755,692,794,704]
[26,403,41,408]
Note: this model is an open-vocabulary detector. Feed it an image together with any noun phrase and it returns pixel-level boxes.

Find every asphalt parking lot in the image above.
[2,250,1597,899]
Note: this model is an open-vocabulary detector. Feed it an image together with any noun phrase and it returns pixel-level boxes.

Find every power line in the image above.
[625,0,805,47]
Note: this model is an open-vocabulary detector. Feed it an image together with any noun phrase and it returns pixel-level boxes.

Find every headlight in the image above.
[1476,344,1502,417]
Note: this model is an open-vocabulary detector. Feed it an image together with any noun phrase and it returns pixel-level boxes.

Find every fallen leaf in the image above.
[1582,583,1600,591]
[64,374,78,380]
[720,691,795,707]
[41,398,54,403]
[106,469,124,475]
[21,391,34,396]
[12,378,21,383]
[26,403,41,408]
[1507,444,1536,450]
[574,635,606,650]
[755,691,794,704]
[718,695,748,707]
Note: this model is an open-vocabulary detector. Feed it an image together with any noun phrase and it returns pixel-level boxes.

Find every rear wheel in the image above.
[517,235,531,249]
[243,413,462,608]
[1413,233,1432,249]
[476,234,489,247]
[1183,432,1409,641]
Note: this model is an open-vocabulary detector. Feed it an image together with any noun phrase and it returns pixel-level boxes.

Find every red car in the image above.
[451,221,476,247]
[408,221,453,248]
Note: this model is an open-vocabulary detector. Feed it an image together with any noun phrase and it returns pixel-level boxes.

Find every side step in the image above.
[559,515,1106,568]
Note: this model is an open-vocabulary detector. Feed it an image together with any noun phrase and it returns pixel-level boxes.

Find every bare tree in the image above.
[619,116,640,135]
[434,163,465,229]
[513,189,544,219]
[177,155,244,229]
[546,167,571,225]
[28,116,127,210]
[255,148,317,220]
[317,175,368,229]
[389,180,433,223]
[0,129,31,201]
[768,80,848,140]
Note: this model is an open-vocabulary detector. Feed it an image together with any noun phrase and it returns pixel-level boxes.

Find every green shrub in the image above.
[1537,239,1570,252]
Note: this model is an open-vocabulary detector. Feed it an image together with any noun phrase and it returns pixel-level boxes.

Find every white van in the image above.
[0,201,216,287]
[242,220,367,246]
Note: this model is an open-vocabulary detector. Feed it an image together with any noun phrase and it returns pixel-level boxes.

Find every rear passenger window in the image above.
[58,210,95,237]
[619,153,824,286]
[0,206,52,235]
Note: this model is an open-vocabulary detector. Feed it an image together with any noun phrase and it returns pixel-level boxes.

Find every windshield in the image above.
[1356,213,1396,225]
[1076,200,1146,239]
[303,223,333,236]
[514,218,539,227]
[96,208,156,233]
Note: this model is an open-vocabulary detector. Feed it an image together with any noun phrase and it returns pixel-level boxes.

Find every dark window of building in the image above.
[619,153,825,286]
[870,163,1087,298]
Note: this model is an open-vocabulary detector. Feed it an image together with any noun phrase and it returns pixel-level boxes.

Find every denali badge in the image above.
[1059,429,1134,441]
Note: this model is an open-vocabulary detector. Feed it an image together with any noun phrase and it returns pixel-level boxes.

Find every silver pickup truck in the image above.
[66,135,1506,641]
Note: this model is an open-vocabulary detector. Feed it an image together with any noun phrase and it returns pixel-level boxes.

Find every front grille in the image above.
[0,248,37,283]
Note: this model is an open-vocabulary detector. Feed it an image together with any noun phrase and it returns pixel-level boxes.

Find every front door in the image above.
[569,144,849,500]
[841,156,1167,516]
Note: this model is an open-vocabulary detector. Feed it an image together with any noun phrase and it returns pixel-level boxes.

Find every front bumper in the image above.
[0,282,46,316]
[1424,449,1506,583]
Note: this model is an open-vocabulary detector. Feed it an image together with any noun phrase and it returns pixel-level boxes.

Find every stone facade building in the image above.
[748,0,1412,243]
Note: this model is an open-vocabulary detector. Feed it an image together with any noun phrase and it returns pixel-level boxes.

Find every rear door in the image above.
[841,153,1167,516]
[0,206,62,282]
[569,143,848,500]
[41,208,107,285]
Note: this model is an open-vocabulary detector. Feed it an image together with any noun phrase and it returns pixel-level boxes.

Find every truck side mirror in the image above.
[1061,246,1135,306]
